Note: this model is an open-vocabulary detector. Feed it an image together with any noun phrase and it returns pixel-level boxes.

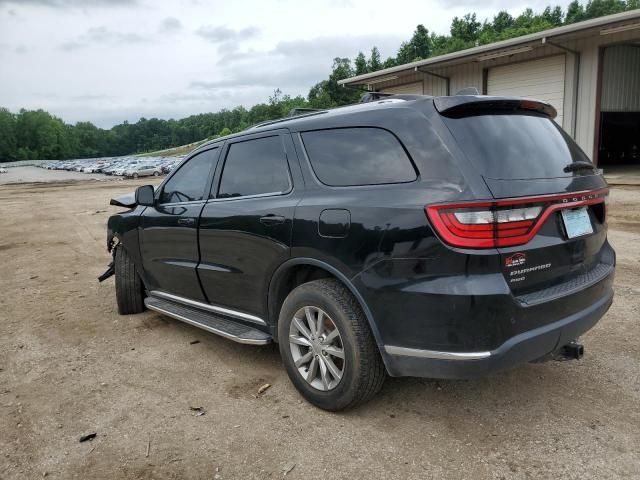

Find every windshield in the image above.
[442,113,592,180]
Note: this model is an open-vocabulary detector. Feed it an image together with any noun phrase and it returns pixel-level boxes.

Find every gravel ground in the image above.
[0,176,639,479]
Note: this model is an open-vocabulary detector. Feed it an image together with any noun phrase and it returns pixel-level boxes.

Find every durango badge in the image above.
[505,252,526,267]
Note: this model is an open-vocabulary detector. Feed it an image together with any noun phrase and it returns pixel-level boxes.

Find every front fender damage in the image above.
[99,205,143,283]
[98,217,121,283]
[98,237,118,282]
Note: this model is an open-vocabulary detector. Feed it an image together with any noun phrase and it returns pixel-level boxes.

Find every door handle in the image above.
[178,218,196,226]
[260,215,285,226]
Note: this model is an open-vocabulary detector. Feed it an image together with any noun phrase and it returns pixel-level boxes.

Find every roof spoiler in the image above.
[434,95,557,119]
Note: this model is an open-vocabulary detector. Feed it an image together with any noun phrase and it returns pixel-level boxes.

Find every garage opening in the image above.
[597,44,640,169]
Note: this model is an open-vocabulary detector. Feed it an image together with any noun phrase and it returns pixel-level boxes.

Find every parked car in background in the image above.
[103,162,125,175]
[109,162,133,176]
[82,163,101,173]
[161,159,181,174]
[92,163,111,173]
[0,167,7,174]
[124,164,161,178]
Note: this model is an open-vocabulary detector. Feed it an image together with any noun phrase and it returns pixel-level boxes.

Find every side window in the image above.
[218,136,291,198]
[301,127,417,186]
[159,148,218,204]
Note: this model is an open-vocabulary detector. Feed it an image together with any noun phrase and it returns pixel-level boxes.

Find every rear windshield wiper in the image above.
[564,161,596,173]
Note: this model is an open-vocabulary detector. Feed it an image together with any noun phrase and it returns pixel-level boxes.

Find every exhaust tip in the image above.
[559,341,584,361]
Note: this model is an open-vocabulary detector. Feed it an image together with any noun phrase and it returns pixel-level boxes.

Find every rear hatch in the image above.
[432,96,611,297]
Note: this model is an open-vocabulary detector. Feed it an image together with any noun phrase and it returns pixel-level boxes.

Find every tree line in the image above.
[1,0,637,161]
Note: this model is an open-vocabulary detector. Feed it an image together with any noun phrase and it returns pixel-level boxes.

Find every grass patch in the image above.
[138,139,209,157]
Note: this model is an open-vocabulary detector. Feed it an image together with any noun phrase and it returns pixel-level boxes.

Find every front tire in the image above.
[132,173,139,179]
[278,279,385,411]
[114,246,145,315]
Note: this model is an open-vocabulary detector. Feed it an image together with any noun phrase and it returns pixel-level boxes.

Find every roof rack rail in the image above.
[287,107,324,117]
[247,109,328,130]
[360,91,394,103]
[455,87,480,95]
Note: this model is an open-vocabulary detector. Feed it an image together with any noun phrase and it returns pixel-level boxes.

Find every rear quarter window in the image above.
[301,127,417,186]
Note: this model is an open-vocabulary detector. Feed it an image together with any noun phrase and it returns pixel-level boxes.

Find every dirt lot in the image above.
[0,166,111,185]
[1,176,639,480]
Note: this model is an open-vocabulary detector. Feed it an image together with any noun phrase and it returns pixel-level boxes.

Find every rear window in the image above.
[442,113,592,180]
[301,127,417,186]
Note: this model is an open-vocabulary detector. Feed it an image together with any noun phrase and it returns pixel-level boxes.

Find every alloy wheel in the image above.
[289,306,345,391]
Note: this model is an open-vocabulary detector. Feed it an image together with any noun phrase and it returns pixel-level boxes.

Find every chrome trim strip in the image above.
[384,345,491,360]
[206,190,291,202]
[150,290,266,326]
[145,301,270,346]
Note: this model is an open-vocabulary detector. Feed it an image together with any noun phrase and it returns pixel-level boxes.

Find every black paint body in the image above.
[107,96,615,378]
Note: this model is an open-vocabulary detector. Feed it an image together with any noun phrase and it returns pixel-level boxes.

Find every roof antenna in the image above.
[455,87,480,96]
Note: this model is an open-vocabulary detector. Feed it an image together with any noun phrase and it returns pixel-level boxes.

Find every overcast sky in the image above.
[0,0,574,128]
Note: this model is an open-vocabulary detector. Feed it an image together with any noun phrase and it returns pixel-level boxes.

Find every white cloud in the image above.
[195,25,260,44]
[159,16,182,33]
[0,0,137,7]
[59,26,148,51]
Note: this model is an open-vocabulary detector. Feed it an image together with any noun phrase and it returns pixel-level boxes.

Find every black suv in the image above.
[103,94,615,411]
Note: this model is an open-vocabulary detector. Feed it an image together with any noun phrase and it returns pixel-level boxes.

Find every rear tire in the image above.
[278,278,385,411]
[115,246,145,315]
[132,173,139,179]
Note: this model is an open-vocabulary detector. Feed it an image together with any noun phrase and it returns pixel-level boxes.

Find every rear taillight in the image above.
[426,188,608,249]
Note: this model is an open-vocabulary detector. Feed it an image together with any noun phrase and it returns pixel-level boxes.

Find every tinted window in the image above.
[442,113,592,180]
[218,136,291,198]
[159,148,217,203]
[301,128,416,186]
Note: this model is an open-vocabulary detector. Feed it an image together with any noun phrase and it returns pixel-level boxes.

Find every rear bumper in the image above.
[383,285,613,379]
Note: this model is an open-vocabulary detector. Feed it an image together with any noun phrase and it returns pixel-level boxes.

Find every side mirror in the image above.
[135,185,155,207]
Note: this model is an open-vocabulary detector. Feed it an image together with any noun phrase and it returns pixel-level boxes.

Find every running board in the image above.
[144,296,272,345]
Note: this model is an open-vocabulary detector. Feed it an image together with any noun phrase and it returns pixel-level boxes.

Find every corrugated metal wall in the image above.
[601,45,640,112]
[383,81,424,94]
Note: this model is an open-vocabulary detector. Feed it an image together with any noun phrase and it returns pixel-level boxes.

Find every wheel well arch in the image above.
[267,258,384,350]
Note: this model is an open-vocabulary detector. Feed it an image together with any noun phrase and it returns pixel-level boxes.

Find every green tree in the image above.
[450,13,481,43]
[382,56,397,68]
[0,108,17,161]
[542,5,564,25]
[411,25,432,59]
[585,0,627,18]
[308,57,360,108]
[566,1,586,22]
[492,11,515,33]
[355,52,368,75]
[368,47,382,71]
[396,25,433,64]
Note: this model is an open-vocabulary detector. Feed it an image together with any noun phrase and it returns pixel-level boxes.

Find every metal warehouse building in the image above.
[339,10,640,167]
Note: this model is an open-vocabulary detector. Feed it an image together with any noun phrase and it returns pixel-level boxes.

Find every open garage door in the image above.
[487,55,566,127]
[598,45,640,168]
[382,82,423,95]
